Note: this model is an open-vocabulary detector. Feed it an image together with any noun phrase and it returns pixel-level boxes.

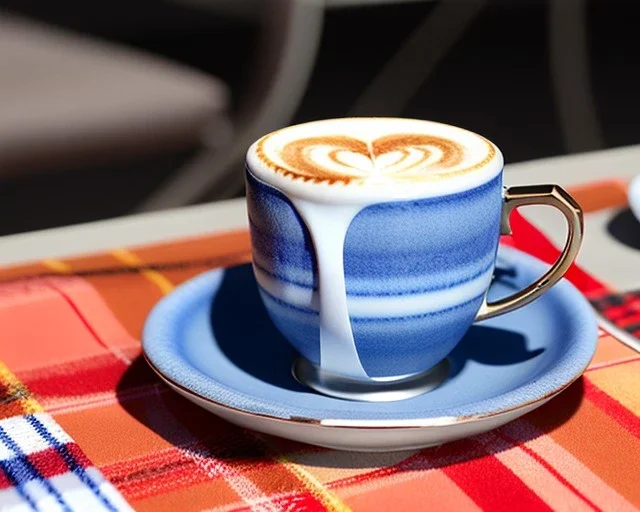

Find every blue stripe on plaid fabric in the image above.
[0,422,70,511]
[0,456,39,511]
[0,414,133,511]
[28,415,118,512]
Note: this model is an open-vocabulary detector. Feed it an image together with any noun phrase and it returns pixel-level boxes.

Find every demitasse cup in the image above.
[245,118,583,401]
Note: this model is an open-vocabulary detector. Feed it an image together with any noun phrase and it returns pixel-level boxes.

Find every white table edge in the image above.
[0,144,638,272]
[0,199,248,267]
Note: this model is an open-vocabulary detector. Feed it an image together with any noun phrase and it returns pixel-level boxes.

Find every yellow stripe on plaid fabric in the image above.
[111,249,174,295]
[587,361,640,416]
[259,436,351,512]
[0,361,42,416]
[279,457,352,512]
[42,259,73,274]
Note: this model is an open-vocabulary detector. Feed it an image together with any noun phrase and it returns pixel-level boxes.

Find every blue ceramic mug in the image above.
[245,118,582,400]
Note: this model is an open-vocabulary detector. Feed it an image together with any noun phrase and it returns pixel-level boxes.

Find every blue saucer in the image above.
[142,245,598,451]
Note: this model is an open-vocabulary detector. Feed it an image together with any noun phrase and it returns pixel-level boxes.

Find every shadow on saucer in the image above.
[447,325,545,380]
[492,263,519,288]
[607,208,640,250]
[209,264,546,386]
[209,264,307,393]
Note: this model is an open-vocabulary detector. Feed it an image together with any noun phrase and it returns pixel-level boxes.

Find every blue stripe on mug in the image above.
[247,166,503,378]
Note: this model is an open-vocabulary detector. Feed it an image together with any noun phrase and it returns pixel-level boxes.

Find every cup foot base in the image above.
[292,358,450,402]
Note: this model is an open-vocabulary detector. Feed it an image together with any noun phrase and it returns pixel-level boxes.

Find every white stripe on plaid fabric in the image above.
[0,413,132,511]
[0,487,32,512]
[0,416,72,456]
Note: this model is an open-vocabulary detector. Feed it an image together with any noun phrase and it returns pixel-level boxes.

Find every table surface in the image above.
[1,144,639,290]
[0,146,639,511]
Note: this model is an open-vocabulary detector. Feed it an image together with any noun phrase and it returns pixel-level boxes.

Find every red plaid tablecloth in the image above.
[0,212,638,511]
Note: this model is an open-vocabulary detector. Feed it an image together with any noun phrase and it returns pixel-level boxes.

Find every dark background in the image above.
[1,0,639,234]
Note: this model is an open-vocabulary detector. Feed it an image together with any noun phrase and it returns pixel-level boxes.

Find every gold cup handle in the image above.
[475,184,584,322]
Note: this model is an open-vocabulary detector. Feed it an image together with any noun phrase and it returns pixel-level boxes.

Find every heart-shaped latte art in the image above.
[257,133,491,184]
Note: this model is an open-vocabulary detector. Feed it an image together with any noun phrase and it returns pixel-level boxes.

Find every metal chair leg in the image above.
[549,0,603,153]
[135,0,325,212]
[349,0,487,117]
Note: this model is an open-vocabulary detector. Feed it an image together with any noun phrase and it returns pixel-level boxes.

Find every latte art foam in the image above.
[253,118,497,186]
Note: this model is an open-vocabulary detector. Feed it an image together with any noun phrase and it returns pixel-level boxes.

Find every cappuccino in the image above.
[250,118,498,188]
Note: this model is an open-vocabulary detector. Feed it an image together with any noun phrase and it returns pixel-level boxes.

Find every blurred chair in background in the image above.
[0,10,230,183]
[135,0,325,212]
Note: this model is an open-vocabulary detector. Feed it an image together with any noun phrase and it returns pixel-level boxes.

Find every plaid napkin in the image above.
[0,361,131,511]
[0,212,638,511]
[592,291,640,340]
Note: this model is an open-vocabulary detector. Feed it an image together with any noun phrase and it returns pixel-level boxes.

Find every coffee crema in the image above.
[254,118,496,186]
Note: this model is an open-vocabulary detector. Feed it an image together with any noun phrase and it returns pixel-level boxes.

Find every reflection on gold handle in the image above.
[475,184,583,322]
